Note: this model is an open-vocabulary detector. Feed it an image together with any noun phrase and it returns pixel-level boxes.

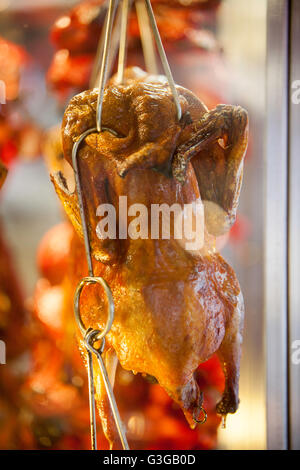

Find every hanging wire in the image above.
[89,1,109,89]
[72,125,127,450]
[143,0,182,121]
[96,0,119,132]
[116,0,132,84]
[90,1,123,89]
[86,347,98,449]
[94,0,182,131]
[72,128,97,277]
[72,136,129,449]
[135,0,158,74]
[85,329,129,450]
[71,0,187,451]
[73,276,129,449]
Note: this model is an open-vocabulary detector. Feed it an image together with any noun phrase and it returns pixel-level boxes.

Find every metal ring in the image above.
[193,406,207,425]
[74,276,115,341]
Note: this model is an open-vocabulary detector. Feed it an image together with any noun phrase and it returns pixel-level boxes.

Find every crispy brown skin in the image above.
[53,67,248,448]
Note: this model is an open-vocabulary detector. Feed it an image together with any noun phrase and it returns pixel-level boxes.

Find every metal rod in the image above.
[135,0,158,74]
[87,349,98,450]
[72,128,97,276]
[89,2,109,89]
[71,125,119,276]
[105,2,124,84]
[116,0,131,84]
[143,0,182,121]
[96,0,119,132]
[90,1,121,89]
[72,130,129,450]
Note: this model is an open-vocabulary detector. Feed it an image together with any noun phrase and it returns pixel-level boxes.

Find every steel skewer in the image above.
[86,348,98,449]
[72,128,129,449]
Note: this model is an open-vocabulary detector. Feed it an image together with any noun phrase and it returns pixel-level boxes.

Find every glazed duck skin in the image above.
[52,68,248,447]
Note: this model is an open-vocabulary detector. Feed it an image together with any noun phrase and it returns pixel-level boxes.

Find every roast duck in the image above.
[52,67,248,449]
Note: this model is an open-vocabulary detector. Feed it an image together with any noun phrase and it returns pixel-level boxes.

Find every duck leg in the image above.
[216,292,244,416]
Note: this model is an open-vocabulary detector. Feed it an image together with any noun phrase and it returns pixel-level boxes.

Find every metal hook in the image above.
[72,127,128,450]
[93,0,182,133]
[85,330,129,450]
[96,0,119,132]
[135,0,158,74]
[193,406,207,425]
[116,0,132,84]
[89,0,109,89]
[72,128,97,277]
[71,126,119,276]
[143,0,182,121]
[71,0,183,451]
[90,1,122,89]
